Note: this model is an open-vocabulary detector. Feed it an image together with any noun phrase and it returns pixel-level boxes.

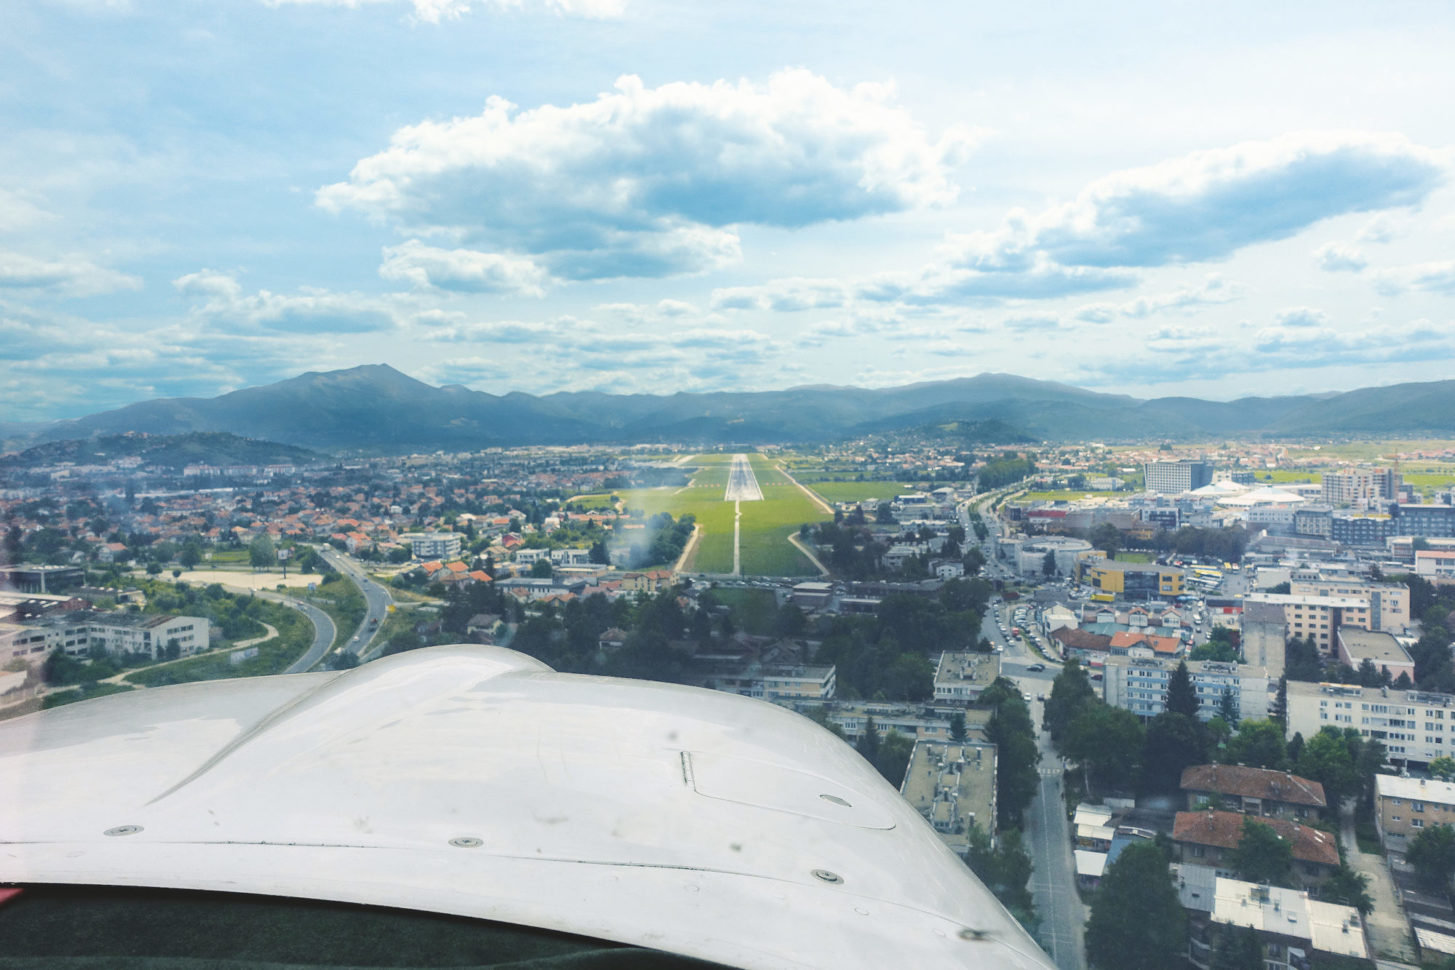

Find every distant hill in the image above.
[21,365,1455,453]
[1,432,322,470]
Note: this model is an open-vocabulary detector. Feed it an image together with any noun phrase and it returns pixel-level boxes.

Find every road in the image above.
[317,547,394,660]
[276,596,337,674]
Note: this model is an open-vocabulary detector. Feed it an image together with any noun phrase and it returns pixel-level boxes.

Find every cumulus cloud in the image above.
[318,70,974,281]
[1314,242,1368,272]
[1003,314,1060,331]
[711,277,850,312]
[1077,274,1243,321]
[379,240,548,296]
[1273,306,1328,329]
[1373,259,1455,295]
[261,0,624,24]
[173,271,400,333]
[0,251,141,297]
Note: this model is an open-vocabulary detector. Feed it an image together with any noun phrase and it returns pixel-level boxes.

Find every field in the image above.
[614,453,831,576]
[1021,490,1128,502]
[798,480,917,504]
[710,587,779,634]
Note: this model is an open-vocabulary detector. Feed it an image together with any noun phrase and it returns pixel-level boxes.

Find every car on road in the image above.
[1025,662,1046,672]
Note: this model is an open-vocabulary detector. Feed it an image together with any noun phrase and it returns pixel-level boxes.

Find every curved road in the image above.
[275,596,337,674]
[317,546,394,660]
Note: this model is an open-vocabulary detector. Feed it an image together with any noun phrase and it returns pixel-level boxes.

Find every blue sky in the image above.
[4,0,1455,421]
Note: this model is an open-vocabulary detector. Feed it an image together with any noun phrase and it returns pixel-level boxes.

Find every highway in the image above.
[280,597,337,674]
[317,546,395,661]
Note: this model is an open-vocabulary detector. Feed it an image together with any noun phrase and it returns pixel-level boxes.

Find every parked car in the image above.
[1026,663,1046,672]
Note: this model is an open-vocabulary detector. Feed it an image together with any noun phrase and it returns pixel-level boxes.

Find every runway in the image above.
[723,453,763,502]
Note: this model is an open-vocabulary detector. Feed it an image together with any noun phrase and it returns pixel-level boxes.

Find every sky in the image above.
[4,0,1455,422]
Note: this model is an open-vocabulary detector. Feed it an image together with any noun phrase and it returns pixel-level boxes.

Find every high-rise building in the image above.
[1321,468,1401,509]
[1143,459,1213,494]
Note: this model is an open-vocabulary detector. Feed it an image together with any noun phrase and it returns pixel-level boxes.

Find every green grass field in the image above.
[799,481,916,504]
[710,587,779,634]
[1021,490,1128,502]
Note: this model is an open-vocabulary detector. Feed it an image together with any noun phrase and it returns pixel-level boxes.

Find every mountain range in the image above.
[11,365,1455,454]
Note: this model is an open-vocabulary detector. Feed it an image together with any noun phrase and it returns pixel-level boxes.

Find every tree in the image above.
[980,678,1041,826]
[1407,824,1455,894]
[1222,719,1288,770]
[1208,923,1264,970]
[248,533,276,571]
[1165,660,1199,718]
[1217,688,1239,724]
[1295,727,1361,808]
[949,711,966,742]
[1043,656,1096,748]
[967,825,1035,927]
[856,716,880,764]
[530,558,554,578]
[1321,863,1373,915]
[1142,711,1209,794]
[1085,841,1186,970]
[1430,756,1455,782]
[874,730,914,787]
[1041,550,1057,577]
[1269,676,1288,727]
[1230,818,1293,886]
[1065,702,1144,791]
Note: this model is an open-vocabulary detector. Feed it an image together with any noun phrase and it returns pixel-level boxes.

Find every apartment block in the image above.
[1321,468,1400,509]
[1100,656,1272,723]
[900,740,998,856]
[1285,681,1455,767]
[1288,578,1410,634]
[400,531,464,560]
[1242,592,1371,655]
[1375,774,1455,849]
[2,610,210,662]
[933,651,1001,707]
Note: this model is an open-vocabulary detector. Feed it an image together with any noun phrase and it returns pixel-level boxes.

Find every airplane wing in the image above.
[0,644,1055,970]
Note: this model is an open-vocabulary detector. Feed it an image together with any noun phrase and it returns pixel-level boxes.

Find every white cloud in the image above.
[0,251,141,297]
[0,190,52,233]
[1373,259,1455,295]
[319,70,975,281]
[711,277,850,312]
[172,269,243,299]
[379,240,548,296]
[261,0,624,24]
[175,271,402,333]
[953,132,1448,272]
[1314,242,1368,272]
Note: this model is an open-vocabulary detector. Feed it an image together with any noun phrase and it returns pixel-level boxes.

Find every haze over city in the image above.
[5,0,1455,423]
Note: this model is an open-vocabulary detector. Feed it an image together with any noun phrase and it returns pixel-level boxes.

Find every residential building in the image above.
[1292,504,1333,539]
[1100,656,1272,722]
[932,651,1000,707]
[1,610,210,662]
[1285,681,1455,768]
[1171,810,1339,886]
[1392,503,1455,539]
[1175,867,1369,970]
[694,663,836,704]
[400,531,464,560]
[1288,577,1410,634]
[1335,628,1414,684]
[1242,592,1371,655]
[1330,513,1392,547]
[1180,764,1326,820]
[900,740,998,857]
[1322,468,1400,509]
[1375,774,1455,850]
[1415,549,1455,584]
[1145,460,1214,495]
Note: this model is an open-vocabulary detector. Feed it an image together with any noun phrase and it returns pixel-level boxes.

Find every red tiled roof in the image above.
[1172,810,1338,867]
[1180,764,1326,808]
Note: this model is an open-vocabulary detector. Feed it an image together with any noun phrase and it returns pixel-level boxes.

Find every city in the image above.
[6,433,1455,969]
[6,1,1455,967]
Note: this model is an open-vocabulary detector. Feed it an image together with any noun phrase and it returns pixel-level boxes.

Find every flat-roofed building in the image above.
[1240,600,1287,677]
[1101,656,1272,723]
[790,582,833,609]
[1289,577,1410,634]
[1176,868,1369,970]
[1145,460,1213,495]
[823,703,990,745]
[1375,774,1455,849]
[933,651,1000,707]
[1285,680,1455,768]
[1081,559,1184,600]
[400,531,464,561]
[1336,627,1413,684]
[2,610,210,662]
[1416,549,1455,585]
[1322,468,1400,509]
[900,740,997,856]
[1242,592,1371,655]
